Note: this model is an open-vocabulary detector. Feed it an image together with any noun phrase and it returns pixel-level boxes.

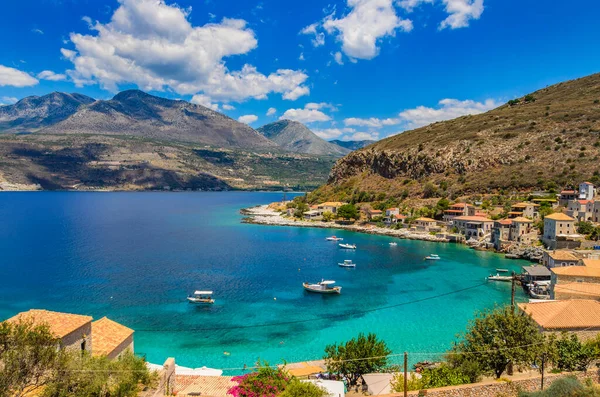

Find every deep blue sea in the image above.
[0,192,527,373]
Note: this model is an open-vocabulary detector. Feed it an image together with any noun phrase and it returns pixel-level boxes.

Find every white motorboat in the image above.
[425,254,440,260]
[187,290,215,304]
[487,274,513,282]
[326,236,343,241]
[496,268,509,273]
[303,280,341,294]
[338,260,356,268]
[389,242,398,246]
[339,243,356,249]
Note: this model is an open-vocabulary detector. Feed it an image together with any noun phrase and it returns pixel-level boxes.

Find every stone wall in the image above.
[380,370,600,397]
[107,334,134,360]
[61,322,92,354]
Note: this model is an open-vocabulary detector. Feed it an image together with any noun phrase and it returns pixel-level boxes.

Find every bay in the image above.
[0,191,527,372]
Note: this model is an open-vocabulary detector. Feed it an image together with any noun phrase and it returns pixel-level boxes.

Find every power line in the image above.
[136,281,489,332]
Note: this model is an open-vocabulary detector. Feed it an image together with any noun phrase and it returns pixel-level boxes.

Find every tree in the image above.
[423,183,438,198]
[519,376,600,397]
[336,204,359,220]
[293,203,309,218]
[550,333,595,372]
[451,306,544,378]
[321,211,334,222]
[43,351,156,397]
[228,362,291,397]
[324,333,391,386]
[279,380,327,397]
[0,321,64,397]
[576,221,595,236]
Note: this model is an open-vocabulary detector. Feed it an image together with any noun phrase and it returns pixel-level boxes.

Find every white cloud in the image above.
[191,94,219,111]
[300,23,325,47]
[280,103,332,123]
[312,127,355,140]
[397,0,434,12]
[37,70,67,81]
[238,114,258,124]
[321,0,413,60]
[299,52,305,61]
[333,51,344,65]
[398,98,498,128]
[345,131,380,141]
[222,104,235,110]
[266,107,276,116]
[344,117,400,127]
[61,0,309,102]
[0,65,38,87]
[0,96,19,105]
[439,0,484,29]
[305,102,338,111]
[31,28,44,35]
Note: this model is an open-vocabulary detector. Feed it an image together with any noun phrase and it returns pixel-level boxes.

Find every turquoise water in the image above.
[0,192,527,373]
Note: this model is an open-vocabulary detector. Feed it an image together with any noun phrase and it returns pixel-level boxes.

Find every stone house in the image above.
[566,199,594,222]
[317,202,345,215]
[509,217,536,243]
[413,217,437,231]
[385,207,400,217]
[385,213,406,224]
[366,209,383,221]
[551,265,600,285]
[559,190,578,206]
[6,309,93,353]
[92,317,134,359]
[443,203,477,223]
[542,250,580,268]
[592,201,600,223]
[452,216,494,239]
[518,300,600,340]
[491,219,513,250]
[542,213,576,249]
[303,210,322,220]
[508,202,539,219]
[553,283,600,300]
[579,182,596,201]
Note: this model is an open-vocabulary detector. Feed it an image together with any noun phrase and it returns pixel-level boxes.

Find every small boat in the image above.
[389,242,398,246]
[496,268,509,273]
[339,243,356,249]
[425,254,440,260]
[303,280,341,294]
[326,236,343,241]
[338,260,356,268]
[187,290,215,304]
[487,274,513,282]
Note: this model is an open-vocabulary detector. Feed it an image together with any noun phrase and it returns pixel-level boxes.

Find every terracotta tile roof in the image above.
[561,190,576,194]
[6,309,92,339]
[544,213,575,221]
[548,250,579,261]
[175,375,235,397]
[454,216,493,222]
[368,209,383,214]
[512,217,533,223]
[554,283,600,298]
[552,266,600,278]
[518,300,600,330]
[582,182,593,185]
[444,209,464,213]
[496,219,513,225]
[394,214,407,219]
[319,202,345,207]
[386,207,399,211]
[450,203,469,208]
[583,259,600,269]
[91,317,134,357]
[415,217,436,222]
[512,202,538,208]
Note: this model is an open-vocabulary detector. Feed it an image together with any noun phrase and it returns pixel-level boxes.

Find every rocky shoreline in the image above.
[241,205,450,243]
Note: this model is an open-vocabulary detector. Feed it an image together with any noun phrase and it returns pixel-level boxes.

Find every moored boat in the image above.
[187,290,215,304]
[326,236,343,241]
[339,243,356,249]
[389,242,397,246]
[303,280,341,294]
[487,274,513,282]
[338,260,356,268]
[425,254,440,260]
[496,268,509,273]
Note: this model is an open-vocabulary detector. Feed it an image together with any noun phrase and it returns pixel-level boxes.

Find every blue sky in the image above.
[1,0,599,141]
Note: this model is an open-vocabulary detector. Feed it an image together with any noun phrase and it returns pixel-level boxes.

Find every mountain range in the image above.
[257,120,350,156]
[330,139,375,151]
[310,72,600,206]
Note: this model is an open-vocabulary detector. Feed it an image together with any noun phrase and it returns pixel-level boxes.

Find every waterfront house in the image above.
[542,250,580,268]
[317,202,345,215]
[559,190,578,206]
[518,300,600,340]
[303,210,323,220]
[579,182,596,201]
[491,219,512,250]
[6,309,92,353]
[551,265,600,284]
[522,266,552,284]
[566,199,594,222]
[443,203,474,223]
[542,213,576,249]
[385,207,400,217]
[452,216,494,239]
[91,317,134,359]
[553,283,600,300]
[509,217,536,243]
[413,217,437,231]
[508,202,539,219]
[385,213,406,224]
[366,209,383,221]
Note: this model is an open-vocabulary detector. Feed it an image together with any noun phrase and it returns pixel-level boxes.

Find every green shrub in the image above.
[279,380,327,397]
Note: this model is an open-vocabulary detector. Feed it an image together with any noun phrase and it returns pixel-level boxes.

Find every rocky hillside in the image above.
[257,120,350,156]
[311,72,600,204]
[330,139,376,151]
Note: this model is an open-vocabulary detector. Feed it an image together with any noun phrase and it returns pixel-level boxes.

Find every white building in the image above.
[579,182,596,201]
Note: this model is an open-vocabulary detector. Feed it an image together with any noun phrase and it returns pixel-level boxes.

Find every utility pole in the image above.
[541,353,546,390]
[403,352,408,397]
[511,271,516,309]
